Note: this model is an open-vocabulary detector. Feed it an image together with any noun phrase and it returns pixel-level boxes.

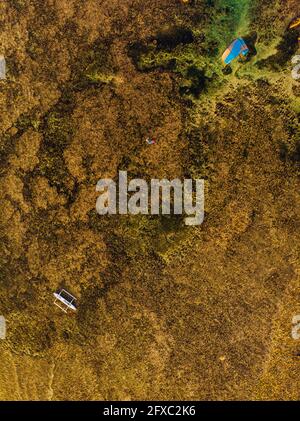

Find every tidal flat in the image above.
[0,0,299,400]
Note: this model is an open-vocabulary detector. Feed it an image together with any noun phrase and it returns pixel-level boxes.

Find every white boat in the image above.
[53,289,77,312]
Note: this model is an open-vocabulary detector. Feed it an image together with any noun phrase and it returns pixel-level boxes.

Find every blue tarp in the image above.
[222,38,249,65]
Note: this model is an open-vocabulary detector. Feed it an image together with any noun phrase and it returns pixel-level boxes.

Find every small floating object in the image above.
[53,289,77,313]
[0,55,6,80]
[289,17,300,44]
[289,17,300,30]
[146,137,156,145]
[222,38,249,65]
[0,316,6,339]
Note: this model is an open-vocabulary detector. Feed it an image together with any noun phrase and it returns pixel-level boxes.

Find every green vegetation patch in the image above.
[73,40,116,89]
[37,92,75,195]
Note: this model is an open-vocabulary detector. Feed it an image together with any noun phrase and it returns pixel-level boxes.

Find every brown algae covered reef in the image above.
[0,0,300,400]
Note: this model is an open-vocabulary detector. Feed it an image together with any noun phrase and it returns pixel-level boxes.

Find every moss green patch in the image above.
[256,30,299,71]
[37,93,75,194]
[128,31,213,99]
[8,0,26,12]
[127,0,255,99]
[73,40,116,89]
